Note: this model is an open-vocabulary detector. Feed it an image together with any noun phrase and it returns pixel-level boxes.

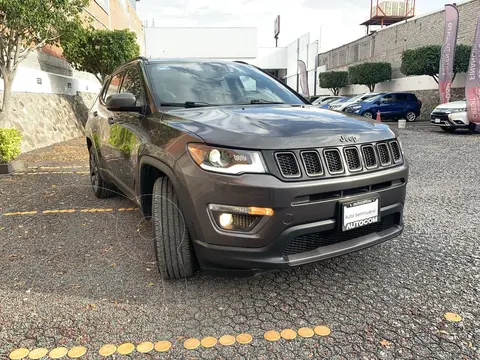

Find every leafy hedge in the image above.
[348,62,392,92]
[400,44,472,83]
[0,128,22,163]
[318,71,349,95]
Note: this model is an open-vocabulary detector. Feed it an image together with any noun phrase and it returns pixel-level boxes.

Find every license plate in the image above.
[435,118,441,124]
[342,197,380,231]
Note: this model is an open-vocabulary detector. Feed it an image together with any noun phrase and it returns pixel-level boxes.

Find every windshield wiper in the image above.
[247,99,285,104]
[158,101,214,108]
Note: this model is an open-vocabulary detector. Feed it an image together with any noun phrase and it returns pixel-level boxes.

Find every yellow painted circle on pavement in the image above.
[314,325,331,336]
[28,348,49,359]
[98,344,116,357]
[49,347,68,359]
[281,329,297,340]
[444,312,462,322]
[67,346,86,358]
[219,335,235,346]
[183,338,200,350]
[298,327,315,338]
[264,330,281,342]
[154,341,172,352]
[117,343,134,355]
[200,337,217,348]
[236,333,253,344]
[9,348,29,360]
[136,342,153,353]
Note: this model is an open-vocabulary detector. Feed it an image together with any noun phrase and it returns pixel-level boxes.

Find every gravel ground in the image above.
[0,126,479,359]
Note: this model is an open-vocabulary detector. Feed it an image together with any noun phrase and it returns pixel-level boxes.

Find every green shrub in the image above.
[319,71,349,95]
[348,62,392,92]
[0,128,22,163]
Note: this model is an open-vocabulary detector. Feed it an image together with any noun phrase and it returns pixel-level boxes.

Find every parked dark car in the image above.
[85,58,408,279]
[346,92,422,122]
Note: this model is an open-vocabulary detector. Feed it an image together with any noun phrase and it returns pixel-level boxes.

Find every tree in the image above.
[0,0,87,126]
[400,44,472,83]
[348,62,392,92]
[318,71,348,95]
[61,26,140,84]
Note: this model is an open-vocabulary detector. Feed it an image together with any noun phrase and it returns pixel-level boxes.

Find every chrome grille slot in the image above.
[324,149,343,174]
[377,143,391,165]
[389,141,401,162]
[301,151,323,177]
[344,147,362,171]
[275,152,300,178]
[362,145,377,168]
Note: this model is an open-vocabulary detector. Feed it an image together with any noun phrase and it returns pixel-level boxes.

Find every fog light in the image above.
[219,213,233,228]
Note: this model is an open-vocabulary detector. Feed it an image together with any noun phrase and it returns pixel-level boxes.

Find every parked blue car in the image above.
[318,96,351,109]
[345,92,422,122]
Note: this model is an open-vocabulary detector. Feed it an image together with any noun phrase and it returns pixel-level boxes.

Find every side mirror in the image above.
[106,93,141,112]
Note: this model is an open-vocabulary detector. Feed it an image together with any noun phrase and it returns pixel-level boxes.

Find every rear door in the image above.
[392,93,409,117]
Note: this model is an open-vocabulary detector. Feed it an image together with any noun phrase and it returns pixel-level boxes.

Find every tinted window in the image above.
[381,94,394,102]
[407,94,418,102]
[146,62,304,106]
[103,73,123,102]
[395,93,408,102]
[120,67,145,107]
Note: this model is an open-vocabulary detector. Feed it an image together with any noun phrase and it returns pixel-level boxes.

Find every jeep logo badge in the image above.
[340,135,358,143]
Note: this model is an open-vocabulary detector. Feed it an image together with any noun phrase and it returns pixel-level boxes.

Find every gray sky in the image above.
[137,0,445,51]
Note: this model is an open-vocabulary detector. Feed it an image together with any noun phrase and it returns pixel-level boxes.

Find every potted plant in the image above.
[0,128,24,174]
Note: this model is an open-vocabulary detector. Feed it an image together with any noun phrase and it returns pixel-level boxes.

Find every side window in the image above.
[381,94,394,103]
[103,73,123,102]
[395,93,408,102]
[407,94,418,102]
[120,67,145,107]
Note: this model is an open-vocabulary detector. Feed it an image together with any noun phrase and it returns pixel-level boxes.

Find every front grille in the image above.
[301,151,323,176]
[232,214,258,229]
[283,213,399,256]
[377,143,391,165]
[431,112,449,120]
[275,152,300,177]
[344,147,361,171]
[324,149,343,173]
[390,141,401,162]
[362,145,377,168]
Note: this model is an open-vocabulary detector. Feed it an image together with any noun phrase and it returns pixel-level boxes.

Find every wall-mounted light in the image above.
[67,83,72,89]
[36,78,42,85]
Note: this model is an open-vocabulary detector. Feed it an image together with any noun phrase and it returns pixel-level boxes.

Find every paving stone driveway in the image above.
[0,127,479,359]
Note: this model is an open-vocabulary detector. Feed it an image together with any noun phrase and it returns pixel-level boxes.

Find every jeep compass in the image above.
[85,58,409,279]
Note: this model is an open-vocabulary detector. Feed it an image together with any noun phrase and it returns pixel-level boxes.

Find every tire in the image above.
[152,177,197,279]
[363,111,373,119]
[89,147,116,198]
[405,111,417,122]
[441,126,456,133]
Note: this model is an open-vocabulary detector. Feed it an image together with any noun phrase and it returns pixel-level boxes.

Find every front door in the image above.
[377,93,395,118]
[109,65,148,193]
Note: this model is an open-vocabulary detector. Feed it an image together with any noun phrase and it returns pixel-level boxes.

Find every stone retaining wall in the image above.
[1,92,96,153]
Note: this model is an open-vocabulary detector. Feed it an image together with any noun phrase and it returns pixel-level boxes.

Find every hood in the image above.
[435,100,467,110]
[161,105,396,150]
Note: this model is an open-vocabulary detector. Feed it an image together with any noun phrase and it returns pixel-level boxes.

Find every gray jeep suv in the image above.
[85,58,409,279]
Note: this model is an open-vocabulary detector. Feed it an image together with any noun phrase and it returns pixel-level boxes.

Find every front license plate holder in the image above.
[340,196,381,232]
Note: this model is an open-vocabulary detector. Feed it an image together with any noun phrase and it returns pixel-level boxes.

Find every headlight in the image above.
[451,108,467,113]
[187,144,267,175]
[351,105,361,110]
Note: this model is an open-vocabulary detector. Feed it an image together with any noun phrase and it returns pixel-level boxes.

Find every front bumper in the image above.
[174,154,408,272]
[430,111,469,127]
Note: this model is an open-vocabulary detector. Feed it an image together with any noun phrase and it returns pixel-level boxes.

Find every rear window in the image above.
[407,94,418,102]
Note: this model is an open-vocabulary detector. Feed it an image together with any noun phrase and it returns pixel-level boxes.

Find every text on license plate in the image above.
[435,118,441,123]
[342,198,380,231]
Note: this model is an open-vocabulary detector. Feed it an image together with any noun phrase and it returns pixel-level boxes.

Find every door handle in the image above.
[108,117,115,125]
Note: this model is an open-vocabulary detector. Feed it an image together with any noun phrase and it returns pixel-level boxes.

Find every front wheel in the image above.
[152,177,197,279]
[363,111,373,119]
[405,111,417,122]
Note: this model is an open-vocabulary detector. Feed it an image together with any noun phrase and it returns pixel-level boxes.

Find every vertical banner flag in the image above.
[439,4,459,104]
[297,60,309,97]
[466,16,480,129]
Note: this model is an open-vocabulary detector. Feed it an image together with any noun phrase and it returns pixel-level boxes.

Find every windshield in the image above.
[146,62,305,106]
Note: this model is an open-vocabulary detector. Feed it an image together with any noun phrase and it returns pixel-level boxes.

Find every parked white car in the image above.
[430,100,468,133]
[330,92,384,112]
